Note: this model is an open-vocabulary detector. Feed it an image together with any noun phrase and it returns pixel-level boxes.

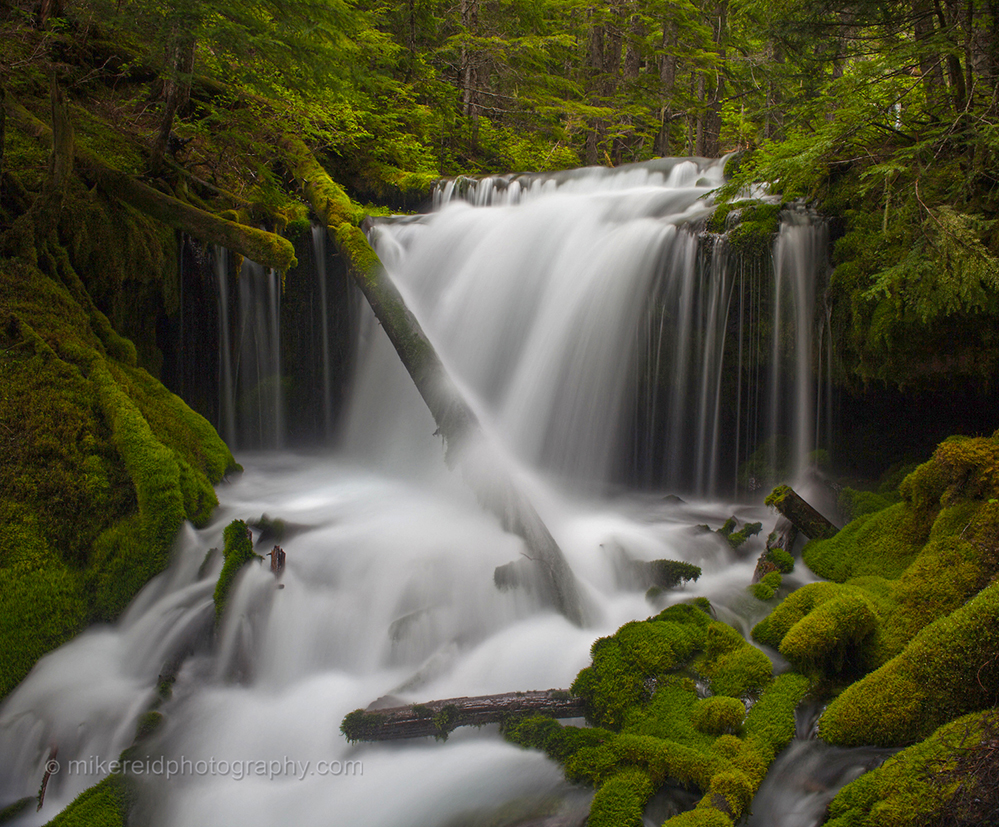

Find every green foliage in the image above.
[0,258,233,698]
[647,559,703,589]
[503,591,802,827]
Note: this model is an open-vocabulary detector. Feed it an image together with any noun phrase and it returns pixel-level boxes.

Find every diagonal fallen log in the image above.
[340,690,584,742]
[282,135,585,627]
[764,485,838,540]
[3,91,296,271]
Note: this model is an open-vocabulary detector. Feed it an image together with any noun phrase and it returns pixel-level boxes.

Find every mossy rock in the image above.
[749,571,783,601]
[818,581,999,747]
[692,697,745,736]
[214,519,262,622]
[825,709,999,826]
[41,774,134,827]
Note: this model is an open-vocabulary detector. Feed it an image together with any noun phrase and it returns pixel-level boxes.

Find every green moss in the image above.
[0,797,34,825]
[707,200,782,257]
[726,522,762,549]
[646,560,703,589]
[778,591,879,677]
[825,710,996,827]
[0,258,234,697]
[802,503,931,582]
[750,571,783,601]
[838,487,899,522]
[340,709,388,744]
[587,767,652,827]
[134,710,164,741]
[697,622,773,698]
[692,697,745,736]
[41,774,134,827]
[819,581,999,747]
[214,519,261,622]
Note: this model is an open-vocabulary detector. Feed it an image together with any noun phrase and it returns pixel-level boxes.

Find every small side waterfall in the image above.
[214,247,237,448]
[311,225,335,439]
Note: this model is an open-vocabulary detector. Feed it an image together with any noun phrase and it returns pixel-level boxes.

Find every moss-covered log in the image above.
[281,134,584,627]
[764,485,838,540]
[2,91,296,271]
[341,690,585,742]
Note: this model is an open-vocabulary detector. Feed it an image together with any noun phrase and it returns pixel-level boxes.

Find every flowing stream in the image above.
[0,159,877,826]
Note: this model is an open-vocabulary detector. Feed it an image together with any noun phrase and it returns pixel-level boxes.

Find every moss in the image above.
[750,571,783,601]
[646,560,702,589]
[692,697,745,736]
[0,798,33,825]
[778,591,879,677]
[505,602,798,827]
[706,200,782,257]
[433,704,460,741]
[0,258,234,697]
[41,774,134,827]
[340,709,388,744]
[819,581,999,747]
[825,710,996,827]
[802,502,931,582]
[214,519,261,622]
[134,710,164,741]
[587,767,653,827]
[764,485,791,509]
[725,522,762,549]
[838,487,899,522]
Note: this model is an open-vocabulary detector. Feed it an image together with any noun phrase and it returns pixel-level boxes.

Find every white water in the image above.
[0,159,854,827]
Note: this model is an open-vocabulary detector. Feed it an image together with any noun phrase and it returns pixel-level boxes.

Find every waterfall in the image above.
[311,226,335,440]
[214,247,237,449]
[233,260,284,449]
[0,159,849,827]
[372,159,828,496]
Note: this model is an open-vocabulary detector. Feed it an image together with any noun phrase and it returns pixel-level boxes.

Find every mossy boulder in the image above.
[214,519,262,622]
[825,709,999,826]
[818,581,999,747]
[506,603,807,827]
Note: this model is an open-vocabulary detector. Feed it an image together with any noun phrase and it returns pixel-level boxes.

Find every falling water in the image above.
[0,159,855,827]
[215,246,237,449]
[235,261,285,449]
[311,225,335,439]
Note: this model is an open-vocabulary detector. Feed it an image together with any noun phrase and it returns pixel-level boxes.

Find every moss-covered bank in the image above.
[0,256,236,699]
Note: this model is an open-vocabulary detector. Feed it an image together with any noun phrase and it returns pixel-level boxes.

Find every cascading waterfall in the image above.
[311,225,336,440]
[0,159,868,827]
[214,246,237,449]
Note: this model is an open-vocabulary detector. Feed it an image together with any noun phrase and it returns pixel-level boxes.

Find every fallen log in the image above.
[2,91,296,271]
[764,485,838,541]
[282,134,585,627]
[340,690,584,742]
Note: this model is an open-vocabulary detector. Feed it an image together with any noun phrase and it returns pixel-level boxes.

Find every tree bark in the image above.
[279,134,586,626]
[764,485,838,540]
[341,690,585,742]
[3,91,296,271]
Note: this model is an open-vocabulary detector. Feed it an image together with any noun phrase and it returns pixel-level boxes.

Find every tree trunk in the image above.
[341,690,585,742]
[3,91,296,271]
[764,485,838,540]
[150,24,196,177]
[279,134,586,627]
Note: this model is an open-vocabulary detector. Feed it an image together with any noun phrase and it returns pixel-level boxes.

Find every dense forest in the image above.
[1,0,999,825]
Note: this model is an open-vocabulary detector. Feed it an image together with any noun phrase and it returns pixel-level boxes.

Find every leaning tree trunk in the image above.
[279,134,586,626]
[3,91,295,271]
[765,485,838,540]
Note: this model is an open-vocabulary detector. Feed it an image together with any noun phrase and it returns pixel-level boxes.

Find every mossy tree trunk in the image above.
[280,134,586,626]
[2,91,296,271]
[150,16,196,177]
[765,485,838,540]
